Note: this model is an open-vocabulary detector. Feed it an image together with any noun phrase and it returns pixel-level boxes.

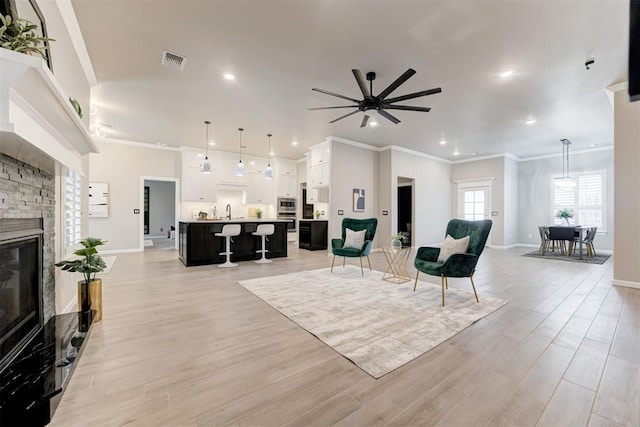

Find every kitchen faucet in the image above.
[226,204,231,220]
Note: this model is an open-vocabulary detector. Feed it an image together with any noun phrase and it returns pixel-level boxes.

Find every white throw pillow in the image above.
[343,228,366,249]
[437,234,470,263]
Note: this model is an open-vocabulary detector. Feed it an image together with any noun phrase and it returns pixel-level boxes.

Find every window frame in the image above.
[551,169,606,232]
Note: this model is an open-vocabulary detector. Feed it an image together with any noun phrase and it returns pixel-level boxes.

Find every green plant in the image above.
[391,233,403,241]
[555,209,574,225]
[255,208,262,214]
[55,237,107,285]
[0,14,54,59]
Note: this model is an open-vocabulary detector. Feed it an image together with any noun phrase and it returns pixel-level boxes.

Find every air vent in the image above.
[161,50,186,71]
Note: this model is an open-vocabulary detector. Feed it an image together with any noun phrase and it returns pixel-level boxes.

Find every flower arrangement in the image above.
[391,233,404,241]
[555,209,574,225]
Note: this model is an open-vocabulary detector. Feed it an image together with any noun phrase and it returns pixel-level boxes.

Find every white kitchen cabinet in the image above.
[275,158,296,176]
[277,174,297,198]
[183,166,218,202]
[216,151,247,186]
[310,141,330,167]
[306,186,328,203]
[246,172,274,204]
[310,163,330,188]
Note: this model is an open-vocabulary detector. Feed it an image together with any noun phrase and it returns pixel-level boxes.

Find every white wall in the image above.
[89,141,181,251]
[389,149,451,246]
[144,180,175,237]
[504,156,519,247]
[517,148,614,250]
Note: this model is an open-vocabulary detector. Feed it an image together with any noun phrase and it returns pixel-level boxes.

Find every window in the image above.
[64,168,82,248]
[463,190,486,221]
[552,171,605,229]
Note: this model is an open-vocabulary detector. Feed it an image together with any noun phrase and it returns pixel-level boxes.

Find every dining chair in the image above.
[547,226,576,255]
[538,226,550,254]
[570,227,598,258]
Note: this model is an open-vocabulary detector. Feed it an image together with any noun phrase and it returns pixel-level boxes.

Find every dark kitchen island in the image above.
[178,219,290,266]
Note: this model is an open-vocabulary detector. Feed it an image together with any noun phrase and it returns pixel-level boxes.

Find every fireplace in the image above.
[0,219,44,370]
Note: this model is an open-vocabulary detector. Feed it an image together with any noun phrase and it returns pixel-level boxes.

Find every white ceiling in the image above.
[71,0,629,161]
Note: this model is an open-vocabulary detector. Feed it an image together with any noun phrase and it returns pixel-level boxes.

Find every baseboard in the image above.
[490,244,523,249]
[145,235,166,239]
[612,279,640,289]
[101,248,143,254]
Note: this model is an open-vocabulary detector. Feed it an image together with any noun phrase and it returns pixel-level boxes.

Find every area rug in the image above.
[522,250,610,265]
[238,266,508,378]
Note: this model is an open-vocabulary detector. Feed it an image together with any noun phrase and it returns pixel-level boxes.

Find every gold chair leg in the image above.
[367,256,372,271]
[413,270,419,291]
[445,276,448,289]
[441,274,446,306]
[359,256,364,276]
[331,255,335,273]
[343,257,346,268]
[470,273,479,303]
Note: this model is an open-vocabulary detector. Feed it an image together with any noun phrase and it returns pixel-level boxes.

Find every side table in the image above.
[381,246,412,284]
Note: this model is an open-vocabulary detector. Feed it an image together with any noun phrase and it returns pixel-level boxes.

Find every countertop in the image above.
[180,218,291,223]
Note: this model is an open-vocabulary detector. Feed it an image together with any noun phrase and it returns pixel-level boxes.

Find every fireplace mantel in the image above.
[0,48,98,173]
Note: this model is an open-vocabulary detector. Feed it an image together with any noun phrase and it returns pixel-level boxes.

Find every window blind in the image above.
[64,168,82,248]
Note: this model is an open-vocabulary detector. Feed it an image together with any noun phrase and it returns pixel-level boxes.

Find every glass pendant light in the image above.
[235,127,245,176]
[554,138,576,188]
[264,133,273,179]
[201,120,212,174]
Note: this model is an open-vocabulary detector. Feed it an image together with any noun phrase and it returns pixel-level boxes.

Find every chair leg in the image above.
[367,256,372,271]
[359,256,364,276]
[470,273,479,303]
[343,257,346,268]
[441,274,446,306]
[445,276,448,289]
[331,255,336,273]
[413,270,419,291]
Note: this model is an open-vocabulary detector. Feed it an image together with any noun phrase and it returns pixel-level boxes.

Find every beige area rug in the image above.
[238,266,508,378]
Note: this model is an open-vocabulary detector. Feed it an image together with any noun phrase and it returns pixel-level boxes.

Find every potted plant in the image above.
[0,14,54,59]
[555,209,574,226]
[315,210,321,219]
[55,237,107,322]
[255,207,263,219]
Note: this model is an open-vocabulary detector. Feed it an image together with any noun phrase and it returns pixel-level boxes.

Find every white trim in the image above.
[327,136,378,152]
[454,177,496,188]
[490,244,522,249]
[452,153,521,164]
[382,145,452,164]
[100,248,143,254]
[140,176,180,251]
[101,137,182,151]
[55,0,98,86]
[612,279,640,290]
[520,145,613,162]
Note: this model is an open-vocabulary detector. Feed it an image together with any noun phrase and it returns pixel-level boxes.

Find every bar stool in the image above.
[252,224,275,264]
[216,224,241,268]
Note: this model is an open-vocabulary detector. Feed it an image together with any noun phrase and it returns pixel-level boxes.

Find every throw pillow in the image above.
[437,234,470,263]
[343,228,366,249]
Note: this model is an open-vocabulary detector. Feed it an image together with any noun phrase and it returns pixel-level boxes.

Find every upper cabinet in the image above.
[182,148,218,202]
[308,140,331,188]
[275,159,297,176]
[216,151,247,186]
[310,141,330,167]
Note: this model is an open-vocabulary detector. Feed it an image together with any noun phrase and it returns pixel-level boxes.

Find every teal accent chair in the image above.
[413,219,492,306]
[331,218,378,276]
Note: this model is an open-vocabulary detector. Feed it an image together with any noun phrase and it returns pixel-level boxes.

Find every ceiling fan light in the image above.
[264,164,273,179]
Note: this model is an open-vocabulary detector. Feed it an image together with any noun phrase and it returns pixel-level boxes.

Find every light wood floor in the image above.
[50,240,639,426]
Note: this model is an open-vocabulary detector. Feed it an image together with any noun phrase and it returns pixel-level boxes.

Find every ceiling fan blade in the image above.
[329,109,360,123]
[352,69,372,100]
[312,88,360,103]
[308,105,359,110]
[377,109,401,124]
[384,105,432,112]
[384,87,442,104]
[377,68,417,100]
[360,114,370,128]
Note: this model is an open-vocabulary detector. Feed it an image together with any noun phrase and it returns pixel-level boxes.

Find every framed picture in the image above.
[89,182,109,218]
[1,0,52,71]
[353,188,365,212]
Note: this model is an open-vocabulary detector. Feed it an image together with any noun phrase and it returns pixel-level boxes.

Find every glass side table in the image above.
[381,246,412,284]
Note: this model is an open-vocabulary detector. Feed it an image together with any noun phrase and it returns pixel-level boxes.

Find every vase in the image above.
[391,238,402,248]
[257,212,262,219]
[78,279,102,322]
[564,217,570,226]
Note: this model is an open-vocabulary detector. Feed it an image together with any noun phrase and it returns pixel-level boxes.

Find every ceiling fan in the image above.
[309,68,442,128]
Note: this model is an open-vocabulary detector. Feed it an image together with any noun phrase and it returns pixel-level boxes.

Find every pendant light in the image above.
[554,138,576,188]
[235,127,245,176]
[264,133,273,179]
[201,120,212,174]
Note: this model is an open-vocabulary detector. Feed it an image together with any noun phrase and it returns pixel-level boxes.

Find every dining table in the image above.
[545,225,586,259]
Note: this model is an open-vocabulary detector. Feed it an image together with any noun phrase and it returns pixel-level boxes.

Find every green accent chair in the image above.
[331,218,378,276]
[413,219,492,306]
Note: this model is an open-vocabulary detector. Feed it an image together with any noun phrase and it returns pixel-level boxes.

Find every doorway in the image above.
[140,176,179,250]
[397,178,414,247]
[456,180,492,246]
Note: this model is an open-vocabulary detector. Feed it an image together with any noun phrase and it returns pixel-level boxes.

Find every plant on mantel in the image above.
[0,14,54,59]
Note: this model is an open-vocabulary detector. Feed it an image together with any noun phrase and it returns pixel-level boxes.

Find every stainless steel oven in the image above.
[277,197,296,232]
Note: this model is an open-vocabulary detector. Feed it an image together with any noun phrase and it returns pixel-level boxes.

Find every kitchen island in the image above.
[178,219,290,266]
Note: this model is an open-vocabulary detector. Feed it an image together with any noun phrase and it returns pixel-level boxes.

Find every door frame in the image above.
[139,176,180,250]
[454,177,495,247]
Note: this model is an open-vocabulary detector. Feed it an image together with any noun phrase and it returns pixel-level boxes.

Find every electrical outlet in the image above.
[160,227,164,232]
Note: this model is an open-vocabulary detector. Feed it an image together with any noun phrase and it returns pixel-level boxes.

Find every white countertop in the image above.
[180,218,292,223]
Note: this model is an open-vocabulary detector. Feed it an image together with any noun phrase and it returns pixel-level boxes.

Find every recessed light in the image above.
[453,151,460,156]
[249,161,255,166]
[269,151,275,156]
[292,141,299,146]
[500,70,514,78]
[209,142,215,146]
[197,153,203,157]
[439,140,447,145]
[223,73,235,80]
[526,119,537,125]
[369,121,378,127]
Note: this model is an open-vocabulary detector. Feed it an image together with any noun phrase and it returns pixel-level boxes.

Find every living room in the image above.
[0,0,639,425]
